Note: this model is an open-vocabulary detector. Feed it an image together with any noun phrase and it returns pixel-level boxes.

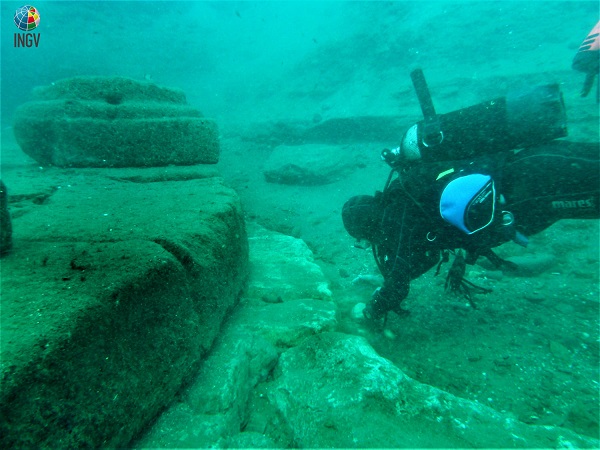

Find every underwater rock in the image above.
[302,115,407,143]
[138,306,333,448]
[135,325,279,448]
[0,181,12,256]
[351,302,367,320]
[246,224,332,299]
[267,331,599,448]
[236,116,406,147]
[135,227,337,448]
[263,144,365,185]
[13,76,219,167]
[503,253,557,276]
[223,431,277,448]
[0,166,248,448]
[230,298,337,349]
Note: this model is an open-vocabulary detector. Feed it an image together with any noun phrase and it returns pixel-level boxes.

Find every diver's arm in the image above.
[369,257,411,318]
[367,203,413,319]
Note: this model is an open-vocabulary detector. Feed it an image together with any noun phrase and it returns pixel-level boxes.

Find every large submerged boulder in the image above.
[134,225,338,448]
[133,224,598,449]
[0,164,249,448]
[267,332,599,448]
[13,76,219,167]
[246,224,332,299]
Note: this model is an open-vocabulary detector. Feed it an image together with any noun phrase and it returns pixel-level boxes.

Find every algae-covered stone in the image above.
[263,144,364,185]
[134,226,337,449]
[0,166,249,448]
[302,115,407,143]
[267,332,599,449]
[246,224,332,300]
[13,76,219,167]
[230,298,337,349]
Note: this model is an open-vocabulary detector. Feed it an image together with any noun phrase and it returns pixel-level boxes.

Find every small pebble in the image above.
[523,292,545,304]
[351,303,366,320]
[383,329,396,340]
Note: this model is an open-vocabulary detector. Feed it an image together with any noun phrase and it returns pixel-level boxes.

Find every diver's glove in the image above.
[363,287,408,322]
[445,250,467,293]
[363,288,388,321]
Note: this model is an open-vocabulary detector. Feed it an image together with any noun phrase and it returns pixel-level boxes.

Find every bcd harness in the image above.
[374,157,522,283]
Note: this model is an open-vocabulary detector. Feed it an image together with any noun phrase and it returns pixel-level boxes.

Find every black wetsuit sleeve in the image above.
[378,258,410,311]
[374,198,439,315]
[370,197,412,315]
[373,224,411,315]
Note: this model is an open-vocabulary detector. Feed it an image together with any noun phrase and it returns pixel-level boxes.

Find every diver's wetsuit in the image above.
[370,140,600,318]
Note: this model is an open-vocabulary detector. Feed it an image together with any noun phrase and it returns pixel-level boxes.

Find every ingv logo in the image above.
[13,5,40,48]
[551,198,594,209]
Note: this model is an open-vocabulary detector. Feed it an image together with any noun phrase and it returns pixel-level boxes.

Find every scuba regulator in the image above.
[382,69,568,168]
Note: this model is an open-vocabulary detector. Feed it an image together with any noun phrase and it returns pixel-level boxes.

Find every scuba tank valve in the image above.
[386,69,568,167]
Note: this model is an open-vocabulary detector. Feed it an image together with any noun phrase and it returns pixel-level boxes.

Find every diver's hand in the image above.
[363,288,389,321]
[445,251,466,293]
[363,288,409,323]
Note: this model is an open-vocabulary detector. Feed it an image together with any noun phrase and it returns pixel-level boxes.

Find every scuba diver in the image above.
[572,20,600,102]
[342,69,600,324]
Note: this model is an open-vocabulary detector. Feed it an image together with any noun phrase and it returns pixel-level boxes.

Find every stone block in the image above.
[263,144,364,185]
[12,76,219,167]
[135,329,278,448]
[133,227,337,448]
[230,298,337,349]
[302,115,407,143]
[0,165,248,448]
[267,332,599,448]
[246,224,331,300]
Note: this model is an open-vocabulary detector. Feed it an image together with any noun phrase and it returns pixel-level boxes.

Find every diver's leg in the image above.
[501,141,599,235]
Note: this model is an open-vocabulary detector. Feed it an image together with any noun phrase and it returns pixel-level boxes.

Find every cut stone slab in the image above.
[0,165,248,448]
[267,332,599,449]
[236,116,407,146]
[246,224,332,300]
[133,228,338,449]
[263,144,366,185]
[134,318,280,449]
[1,240,198,447]
[12,76,219,168]
[229,298,337,349]
[302,115,407,143]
